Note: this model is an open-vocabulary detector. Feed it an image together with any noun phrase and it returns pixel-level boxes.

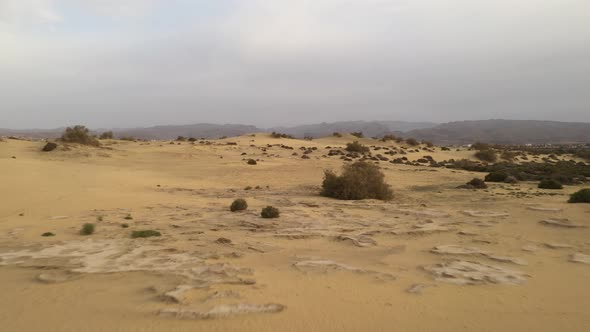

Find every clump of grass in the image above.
[121,223,129,228]
[99,131,114,139]
[96,216,104,222]
[350,132,364,138]
[41,232,55,237]
[244,186,253,190]
[405,138,419,146]
[332,132,343,137]
[80,223,95,235]
[485,172,508,183]
[568,188,590,203]
[247,159,257,165]
[131,230,161,238]
[230,198,248,212]
[538,179,563,190]
[270,132,294,139]
[124,214,133,220]
[321,161,393,200]
[261,206,280,218]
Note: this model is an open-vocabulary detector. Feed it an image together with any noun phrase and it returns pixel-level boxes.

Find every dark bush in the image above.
[333,132,343,137]
[568,189,590,203]
[501,150,517,161]
[120,136,136,141]
[270,132,294,139]
[504,176,518,184]
[131,230,161,238]
[247,159,257,165]
[41,232,55,237]
[99,131,114,139]
[381,134,397,142]
[458,178,487,189]
[321,161,393,200]
[80,223,95,235]
[176,136,187,141]
[485,172,508,182]
[423,141,434,148]
[475,149,497,163]
[471,142,491,151]
[61,125,99,146]
[350,132,364,138]
[345,141,369,153]
[538,179,563,189]
[405,138,419,146]
[261,206,280,218]
[230,199,248,212]
[42,142,58,152]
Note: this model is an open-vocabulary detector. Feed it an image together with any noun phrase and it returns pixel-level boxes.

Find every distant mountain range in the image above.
[2,119,590,145]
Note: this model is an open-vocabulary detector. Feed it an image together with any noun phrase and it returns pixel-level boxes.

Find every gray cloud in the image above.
[1,0,589,129]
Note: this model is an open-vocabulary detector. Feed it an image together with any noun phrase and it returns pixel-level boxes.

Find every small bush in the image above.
[504,176,518,184]
[61,125,99,146]
[381,134,397,142]
[321,161,393,200]
[80,223,95,235]
[131,230,161,238]
[458,178,487,189]
[501,150,517,160]
[247,159,257,165]
[97,216,103,222]
[120,136,136,141]
[350,132,364,138]
[423,141,434,148]
[261,206,280,218]
[270,132,294,139]
[41,232,55,237]
[42,142,58,152]
[485,172,508,183]
[475,149,497,163]
[405,138,419,146]
[124,214,133,220]
[568,189,590,203]
[471,142,490,151]
[230,199,248,212]
[176,136,187,141]
[99,131,114,139]
[333,132,343,137]
[538,179,563,189]
[121,223,129,228]
[345,141,369,153]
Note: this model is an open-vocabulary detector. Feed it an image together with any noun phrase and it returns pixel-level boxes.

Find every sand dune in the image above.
[1,135,589,331]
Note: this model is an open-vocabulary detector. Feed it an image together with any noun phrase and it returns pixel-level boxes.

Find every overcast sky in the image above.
[1,0,589,129]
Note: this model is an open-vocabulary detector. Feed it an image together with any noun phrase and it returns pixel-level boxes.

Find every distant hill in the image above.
[0,121,436,140]
[404,120,590,145]
[3,120,589,144]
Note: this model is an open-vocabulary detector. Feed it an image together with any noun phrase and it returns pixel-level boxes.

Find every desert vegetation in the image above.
[99,131,114,139]
[538,179,563,190]
[474,149,497,162]
[270,132,294,139]
[80,223,95,235]
[568,189,590,203]
[321,161,393,200]
[42,142,58,152]
[131,230,161,238]
[230,199,248,212]
[60,125,100,146]
[261,206,280,218]
[345,141,369,153]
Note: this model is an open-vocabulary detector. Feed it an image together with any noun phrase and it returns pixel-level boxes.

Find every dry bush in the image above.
[321,161,393,200]
[230,199,248,212]
[42,142,58,152]
[475,149,497,163]
[61,125,99,146]
[405,138,419,146]
[99,131,114,139]
[261,206,280,218]
[345,141,369,153]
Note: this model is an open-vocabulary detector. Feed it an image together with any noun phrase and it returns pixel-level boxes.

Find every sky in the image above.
[1,0,589,129]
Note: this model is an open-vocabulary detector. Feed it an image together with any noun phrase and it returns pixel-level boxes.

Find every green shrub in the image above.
[568,188,590,203]
[230,199,248,212]
[485,172,508,182]
[61,125,99,146]
[538,179,563,190]
[261,206,280,218]
[99,131,114,139]
[247,159,257,165]
[345,141,369,153]
[131,230,161,238]
[405,138,419,146]
[42,142,58,152]
[475,149,497,163]
[80,223,95,235]
[321,161,393,200]
[501,150,517,160]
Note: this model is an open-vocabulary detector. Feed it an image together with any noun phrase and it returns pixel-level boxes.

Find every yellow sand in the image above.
[0,135,589,331]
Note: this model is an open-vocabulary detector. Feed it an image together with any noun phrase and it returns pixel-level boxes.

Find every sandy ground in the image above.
[0,135,589,331]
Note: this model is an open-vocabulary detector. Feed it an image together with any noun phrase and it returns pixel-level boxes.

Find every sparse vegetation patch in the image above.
[321,161,393,200]
[131,230,161,238]
[230,199,248,212]
[568,189,590,203]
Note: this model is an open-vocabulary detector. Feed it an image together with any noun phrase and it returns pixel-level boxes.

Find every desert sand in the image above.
[0,134,589,331]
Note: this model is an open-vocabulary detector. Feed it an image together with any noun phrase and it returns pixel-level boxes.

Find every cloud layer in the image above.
[1,0,589,128]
